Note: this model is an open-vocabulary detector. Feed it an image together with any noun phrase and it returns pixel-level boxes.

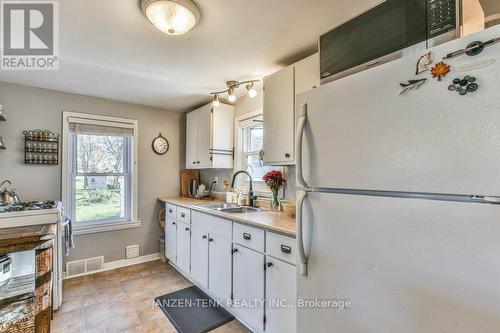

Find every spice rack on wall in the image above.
[23,130,60,165]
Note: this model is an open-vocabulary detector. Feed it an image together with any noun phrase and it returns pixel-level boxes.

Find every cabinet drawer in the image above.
[166,204,177,220]
[266,232,296,265]
[233,223,265,253]
[177,207,191,224]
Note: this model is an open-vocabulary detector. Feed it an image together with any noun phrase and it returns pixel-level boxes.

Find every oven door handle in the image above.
[60,218,70,228]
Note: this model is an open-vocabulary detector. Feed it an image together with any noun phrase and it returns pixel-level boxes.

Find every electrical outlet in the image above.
[214,176,219,185]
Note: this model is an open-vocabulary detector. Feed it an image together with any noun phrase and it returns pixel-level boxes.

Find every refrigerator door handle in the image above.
[297,190,309,276]
[296,103,310,190]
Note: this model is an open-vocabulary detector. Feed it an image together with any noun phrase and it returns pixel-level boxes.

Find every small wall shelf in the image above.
[23,130,60,165]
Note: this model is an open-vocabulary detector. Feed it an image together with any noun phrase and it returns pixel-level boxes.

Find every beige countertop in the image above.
[158,197,296,237]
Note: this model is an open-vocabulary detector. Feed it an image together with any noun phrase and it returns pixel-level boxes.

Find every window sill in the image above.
[73,220,141,235]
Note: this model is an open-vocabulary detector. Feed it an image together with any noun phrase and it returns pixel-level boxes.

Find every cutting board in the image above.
[180,170,199,197]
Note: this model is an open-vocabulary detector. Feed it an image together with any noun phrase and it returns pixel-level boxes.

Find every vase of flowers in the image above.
[263,170,286,211]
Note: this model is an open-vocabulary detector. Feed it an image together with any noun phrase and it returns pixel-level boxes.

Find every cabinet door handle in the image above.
[232,248,239,254]
[266,262,273,268]
[281,245,292,254]
[202,235,207,239]
[172,222,176,225]
[193,161,196,164]
[285,153,290,158]
[208,238,214,242]
[197,161,200,164]
[168,209,173,213]
[185,227,190,231]
[243,233,251,240]
[181,212,185,217]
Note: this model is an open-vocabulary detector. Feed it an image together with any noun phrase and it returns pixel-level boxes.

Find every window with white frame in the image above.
[63,113,139,233]
[235,112,280,194]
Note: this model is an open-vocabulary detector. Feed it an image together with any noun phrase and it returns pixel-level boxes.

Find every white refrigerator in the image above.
[296,26,500,332]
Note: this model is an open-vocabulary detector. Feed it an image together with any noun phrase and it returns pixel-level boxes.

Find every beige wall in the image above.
[0,82,185,263]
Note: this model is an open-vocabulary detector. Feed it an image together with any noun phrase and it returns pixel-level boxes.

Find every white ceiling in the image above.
[0,0,381,111]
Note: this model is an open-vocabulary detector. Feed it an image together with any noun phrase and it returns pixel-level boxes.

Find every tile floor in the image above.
[52,260,251,333]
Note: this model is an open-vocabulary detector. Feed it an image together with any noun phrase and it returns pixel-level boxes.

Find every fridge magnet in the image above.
[399,78,427,96]
[415,52,432,75]
[430,61,450,81]
[448,76,478,96]
[443,37,500,60]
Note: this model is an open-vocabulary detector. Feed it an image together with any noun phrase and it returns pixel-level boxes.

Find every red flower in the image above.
[263,170,286,192]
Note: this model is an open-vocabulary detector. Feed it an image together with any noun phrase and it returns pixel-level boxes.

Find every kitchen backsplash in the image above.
[198,166,297,201]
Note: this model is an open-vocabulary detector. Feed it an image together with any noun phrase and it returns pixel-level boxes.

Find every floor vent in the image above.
[126,244,140,259]
[66,256,104,277]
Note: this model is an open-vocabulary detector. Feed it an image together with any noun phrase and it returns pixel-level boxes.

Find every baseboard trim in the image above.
[63,252,160,280]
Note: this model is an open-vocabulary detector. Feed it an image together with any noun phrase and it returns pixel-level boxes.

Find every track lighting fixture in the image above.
[212,94,220,108]
[246,82,257,98]
[210,79,260,107]
[228,88,237,103]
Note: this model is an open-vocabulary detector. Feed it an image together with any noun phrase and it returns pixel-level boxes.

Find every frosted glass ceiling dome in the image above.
[141,0,200,36]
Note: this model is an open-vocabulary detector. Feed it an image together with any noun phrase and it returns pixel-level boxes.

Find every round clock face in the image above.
[152,135,169,155]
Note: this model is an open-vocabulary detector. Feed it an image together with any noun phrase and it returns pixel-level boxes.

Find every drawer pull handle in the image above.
[181,212,185,217]
[202,235,207,239]
[168,209,173,213]
[172,222,176,225]
[243,233,251,240]
[281,245,292,254]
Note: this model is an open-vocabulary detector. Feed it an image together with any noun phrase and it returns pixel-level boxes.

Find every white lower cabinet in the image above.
[265,256,297,333]
[176,221,191,274]
[165,217,177,263]
[191,211,232,303]
[233,244,265,332]
[166,205,297,333]
[208,234,232,303]
[191,222,209,289]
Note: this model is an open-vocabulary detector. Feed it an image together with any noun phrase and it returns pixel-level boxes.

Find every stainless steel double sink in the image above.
[195,203,261,214]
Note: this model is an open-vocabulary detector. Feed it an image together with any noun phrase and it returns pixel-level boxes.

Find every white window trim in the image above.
[234,110,273,196]
[62,111,140,234]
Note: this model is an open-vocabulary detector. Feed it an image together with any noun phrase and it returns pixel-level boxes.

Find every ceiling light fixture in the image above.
[210,80,260,107]
[212,94,220,108]
[246,82,258,98]
[141,0,200,36]
[227,88,237,103]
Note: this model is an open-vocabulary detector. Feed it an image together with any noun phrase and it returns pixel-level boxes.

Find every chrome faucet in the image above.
[231,170,257,207]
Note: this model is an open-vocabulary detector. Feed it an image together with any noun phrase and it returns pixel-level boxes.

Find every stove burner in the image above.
[0,201,56,213]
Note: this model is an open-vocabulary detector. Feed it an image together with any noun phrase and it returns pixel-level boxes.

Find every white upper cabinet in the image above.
[263,66,295,165]
[263,53,319,165]
[197,105,212,168]
[294,53,320,94]
[186,102,234,169]
[186,111,198,169]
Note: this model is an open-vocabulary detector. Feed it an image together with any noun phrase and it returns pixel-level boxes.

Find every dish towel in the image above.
[64,217,75,256]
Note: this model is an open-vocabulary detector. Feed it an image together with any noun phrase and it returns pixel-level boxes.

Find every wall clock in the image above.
[152,133,169,155]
